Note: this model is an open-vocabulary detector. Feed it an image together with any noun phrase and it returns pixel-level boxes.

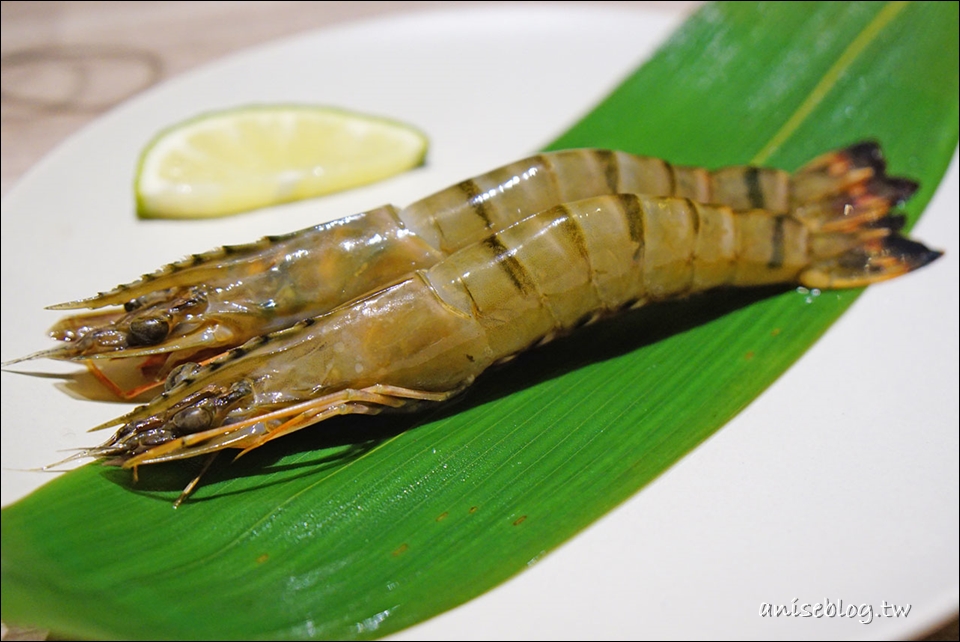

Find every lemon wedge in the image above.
[135,105,428,219]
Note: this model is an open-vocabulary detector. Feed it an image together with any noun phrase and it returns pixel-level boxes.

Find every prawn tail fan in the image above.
[791,140,919,211]
[801,222,943,289]
[783,141,940,289]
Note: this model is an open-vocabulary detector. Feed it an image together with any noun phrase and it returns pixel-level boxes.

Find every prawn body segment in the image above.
[31,144,899,372]
[396,149,796,253]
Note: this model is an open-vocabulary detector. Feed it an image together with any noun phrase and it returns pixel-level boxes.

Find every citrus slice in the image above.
[135,105,428,219]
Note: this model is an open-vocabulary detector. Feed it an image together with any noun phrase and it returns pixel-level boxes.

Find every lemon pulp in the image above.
[135,105,428,219]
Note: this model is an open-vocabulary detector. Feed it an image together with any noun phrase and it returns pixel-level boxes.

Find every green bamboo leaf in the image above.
[3,2,957,639]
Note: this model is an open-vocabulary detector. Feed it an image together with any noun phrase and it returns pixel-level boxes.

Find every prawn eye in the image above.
[127,317,170,346]
[172,405,214,433]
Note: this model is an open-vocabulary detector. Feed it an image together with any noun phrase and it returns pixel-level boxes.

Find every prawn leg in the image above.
[122,383,462,504]
[124,384,462,469]
[83,359,160,401]
[173,453,218,509]
[236,385,462,455]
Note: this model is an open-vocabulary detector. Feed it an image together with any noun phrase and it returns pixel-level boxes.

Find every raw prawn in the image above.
[19,144,912,395]
[74,152,939,504]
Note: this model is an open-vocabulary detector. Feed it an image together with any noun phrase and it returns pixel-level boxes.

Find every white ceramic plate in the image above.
[1,6,957,641]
